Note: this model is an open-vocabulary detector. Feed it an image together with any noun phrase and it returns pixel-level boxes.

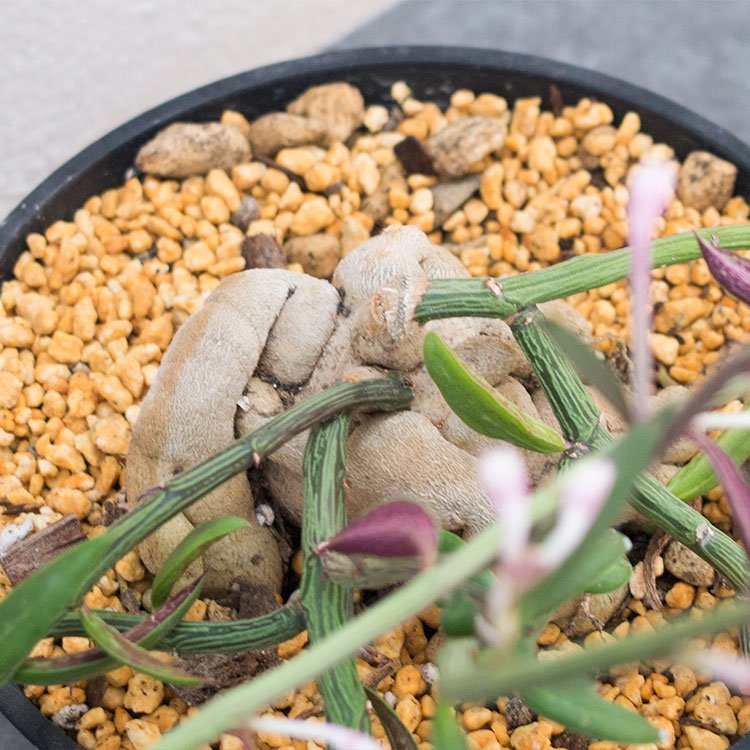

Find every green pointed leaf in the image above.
[423,331,566,452]
[80,608,203,686]
[440,590,478,637]
[151,516,250,607]
[541,318,632,422]
[438,530,494,590]
[523,679,660,743]
[520,525,630,628]
[15,574,204,684]
[668,405,750,500]
[365,688,418,750]
[432,700,469,750]
[584,556,633,595]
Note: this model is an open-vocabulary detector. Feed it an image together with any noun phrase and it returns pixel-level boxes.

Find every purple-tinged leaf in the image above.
[14,574,204,684]
[627,161,677,420]
[690,431,750,555]
[696,231,750,306]
[365,687,419,750]
[80,607,203,686]
[248,715,383,750]
[316,501,438,569]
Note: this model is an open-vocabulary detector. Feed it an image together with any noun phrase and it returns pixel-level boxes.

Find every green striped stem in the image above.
[152,525,502,750]
[300,415,370,732]
[0,377,412,684]
[49,604,305,653]
[510,308,750,589]
[414,225,750,323]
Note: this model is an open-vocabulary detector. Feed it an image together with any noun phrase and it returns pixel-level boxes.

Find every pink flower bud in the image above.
[316,501,438,570]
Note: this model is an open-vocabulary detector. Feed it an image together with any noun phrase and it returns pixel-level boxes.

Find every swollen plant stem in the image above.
[414,225,750,322]
[0,378,412,684]
[510,308,750,590]
[152,525,501,750]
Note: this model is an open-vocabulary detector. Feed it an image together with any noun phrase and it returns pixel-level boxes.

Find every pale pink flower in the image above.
[249,715,383,750]
[479,447,530,563]
[690,651,750,694]
[477,448,616,645]
[627,161,677,420]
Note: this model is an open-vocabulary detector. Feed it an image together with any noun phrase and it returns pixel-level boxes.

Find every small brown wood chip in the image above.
[394,135,436,175]
[0,514,86,584]
[241,234,287,269]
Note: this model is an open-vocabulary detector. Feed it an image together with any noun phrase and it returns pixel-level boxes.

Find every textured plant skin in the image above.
[300,414,370,734]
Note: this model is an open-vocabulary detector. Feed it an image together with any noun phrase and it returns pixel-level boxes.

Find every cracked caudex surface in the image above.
[127,224,673,597]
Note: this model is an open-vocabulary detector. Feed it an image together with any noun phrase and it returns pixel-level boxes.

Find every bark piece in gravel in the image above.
[173,649,278,705]
[551,584,629,637]
[677,150,737,211]
[51,703,89,729]
[552,730,589,750]
[0,514,85,584]
[664,540,715,587]
[284,234,340,278]
[548,84,564,117]
[505,697,536,731]
[425,116,509,178]
[85,676,108,709]
[287,82,365,146]
[362,162,408,223]
[230,196,260,231]
[247,112,326,157]
[641,531,670,610]
[431,175,482,226]
[135,123,251,178]
[394,135,436,176]
[241,234,287,270]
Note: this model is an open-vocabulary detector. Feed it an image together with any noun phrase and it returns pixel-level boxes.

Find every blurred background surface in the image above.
[2,0,748,219]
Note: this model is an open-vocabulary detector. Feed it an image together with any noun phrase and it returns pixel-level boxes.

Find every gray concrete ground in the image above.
[336,0,750,143]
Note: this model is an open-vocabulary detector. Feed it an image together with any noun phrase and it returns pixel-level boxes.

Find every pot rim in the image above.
[2,45,749,245]
[1,44,750,750]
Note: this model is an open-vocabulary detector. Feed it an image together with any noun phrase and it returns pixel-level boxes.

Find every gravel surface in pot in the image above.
[2,70,750,750]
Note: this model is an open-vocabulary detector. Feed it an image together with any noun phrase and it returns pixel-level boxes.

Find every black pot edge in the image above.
[1,45,750,749]
[3,45,750,247]
[0,684,77,749]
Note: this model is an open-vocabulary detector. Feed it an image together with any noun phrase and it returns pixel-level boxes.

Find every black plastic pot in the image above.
[1,46,750,750]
